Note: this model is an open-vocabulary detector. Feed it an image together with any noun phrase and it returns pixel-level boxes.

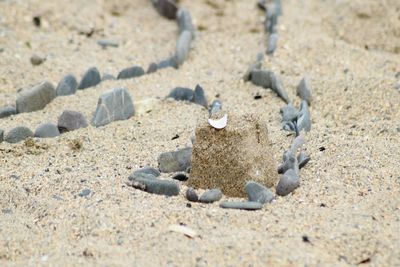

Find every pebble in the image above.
[265,2,279,34]
[172,173,188,181]
[276,169,300,196]
[91,87,135,127]
[158,57,178,69]
[0,129,3,143]
[257,0,266,11]
[102,73,116,81]
[158,147,192,173]
[245,181,274,204]
[56,74,78,96]
[186,187,198,202]
[177,8,195,35]
[0,105,17,118]
[298,150,311,169]
[175,30,192,67]
[193,84,208,108]
[277,151,298,174]
[267,32,278,55]
[133,177,180,196]
[167,87,194,102]
[209,100,222,115]
[282,121,297,133]
[269,72,290,103]
[16,81,56,113]
[30,54,45,65]
[4,126,34,143]
[153,0,177,20]
[297,76,312,105]
[297,100,311,132]
[220,201,263,210]
[243,61,262,81]
[117,66,145,80]
[97,39,119,48]
[78,67,101,90]
[251,69,272,88]
[34,122,60,138]
[79,189,91,197]
[280,103,299,122]
[199,189,222,203]
[147,62,158,74]
[131,167,161,179]
[57,110,88,133]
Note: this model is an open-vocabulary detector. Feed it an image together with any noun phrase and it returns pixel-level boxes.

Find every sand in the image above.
[0,0,399,266]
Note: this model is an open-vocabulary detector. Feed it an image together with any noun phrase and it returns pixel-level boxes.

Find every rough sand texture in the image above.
[1,0,400,266]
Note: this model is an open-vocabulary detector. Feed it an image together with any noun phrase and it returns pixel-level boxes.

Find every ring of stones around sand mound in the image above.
[0,1,197,143]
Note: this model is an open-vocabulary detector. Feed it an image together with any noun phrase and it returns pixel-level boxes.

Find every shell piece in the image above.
[208,114,228,129]
[168,224,197,238]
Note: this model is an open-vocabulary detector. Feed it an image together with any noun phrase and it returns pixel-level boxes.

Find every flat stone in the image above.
[172,173,188,181]
[280,103,299,122]
[297,76,312,105]
[297,100,311,132]
[186,187,198,202]
[177,8,195,35]
[102,73,116,81]
[209,100,222,115]
[34,122,60,138]
[276,169,300,196]
[0,106,17,118]
[79,189,91,197]
[158,147,192,173]
[158,57,177,69]
[193,84,208,108]
[91,87,135,127]
[78,67,101,90]
[245,181,274,204]
[117,66,145,80]
[243,61,262,81]
[189,113,278,197]
[57,110,88,133]
[97,39,119,48]
[147,62,158,74]
[298,150,311,169]
[269,72,290,103]
[267,32,278,55]
[133,177,180,196]
[129,167,161,181]
[4,126,33,143]
[56,74,78,96]
[16,81,56,113]
[265,2,279,34]
[153,0,177,20]
[199,189,222,203]
[0,129,3,143]
[175,30,192,66]
[220,201,263,210]
[167,87,194,102]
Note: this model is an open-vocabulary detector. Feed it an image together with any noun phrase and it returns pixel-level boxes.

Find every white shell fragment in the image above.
[168,224,198,238]
[208,114,228,129]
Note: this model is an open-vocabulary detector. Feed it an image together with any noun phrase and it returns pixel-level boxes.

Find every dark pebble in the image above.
[117,66,145,80]
[186,187,198,202]
[79,189,91,197]
[245,181,274,204]
[199,188,222,203]
[56,74,78,96]
[193,84,208,108]
[167,87,194,102]
[0,105,17,118]
[5,126,34,143]
[133,177,180,196]
[158,147,192,173]
[78,67,101,90]
[172,173,188,181]
[153,0,177,20]
[57,110,88,133]
[30,54,45,66]
[147,62,158,74]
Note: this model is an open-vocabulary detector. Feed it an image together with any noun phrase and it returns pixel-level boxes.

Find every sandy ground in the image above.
[1,0,399,266]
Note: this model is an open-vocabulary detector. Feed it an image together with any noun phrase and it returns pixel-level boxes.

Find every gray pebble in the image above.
[79,189,91,197]
[267,32,278,55]
[56,74,78,96]
[297,76,312,105]
[199,188,222,203]
[265,2,279,34]
[30,54,45,65]
[0,129,3,143]
[186,187,198,202]
[297,100,311,132]
[251,69,272,88]
[97,39,119,48]
[175,30,192,67]
[245,181,274,204]
[282,121,297,134]
[153,0,177,20]
[280,103,299,122]
[102,73,116,81]
[16,81,56,113]
[58,110,88,133]
[129,167,160,181]
[269,72,290,103]
[177,8,195,35]
[117,66,145,80]
[147,63,158,74]
[220,201,263,210]
[34,122,60,138]
[276,169,300,196]
[277,151,298,175]
[158,57,178,69]
[91,87,135,127]
[298,150,311,169]
[209,100,222,115]
[78,67,101,90]
[167,87,194,102]
[193,84,208,108]
[158,147,192,173]
[4,126,33,143]
[243,61,262,81]
[133,177,180,196]
[172,173,188,181]
[0,105,17,118]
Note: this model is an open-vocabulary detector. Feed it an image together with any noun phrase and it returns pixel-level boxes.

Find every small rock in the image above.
[245,181,274,204]
[193,84,208,108]
[251,69,272,88]
[177,8,195,35]
[0,129,3,143]
[265,2,279,34]
[298,150,310,169]
[16,81,56,113]
[132,177,180,196]
[278,151,298,175]
[276,169,300,196]
[280,103,299,122]
[97,39,119,48]
[282,121,297,134]
[102,73,116,81]
[167,87,194,102]
[91,87,135,127]
[209,100,222,115]
[117,66,145,80]
[56,74,78,96]
[30,54,45,65]
[297,76,312,105]
[78,67,101,90]
[172,173,188,181]
[5,126,34,143]
[297,100,311,132]
[58,110,88,133]
[186,187,198,202]
[199,188,222,203]
[153,0,177,20]
[147,62,158,74]
[266,32,278,55]
[0,106,17,118]
[79,189,91,197]
[158,57,178,69]
[158,147,192,173]
[220,201,263,210]
[129,167,161,181]
[34,122,60,138]
[175,30,192,66]
[269,72,290,103]
[243,61,262,81]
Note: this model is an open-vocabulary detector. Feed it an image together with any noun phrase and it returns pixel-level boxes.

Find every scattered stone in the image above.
[251,69,272,88]
[102,73,116,81]
[209,100,222,115]
[269,72,290,103]
[130,167,161,180]
[245,181,274,204]
[16,81,56,113]
[91,87,135,127]
[193,84,208,108]
[199,189,222,203]
[278,151,298,174]
[78,67,101,90]
[280,103,299,122]
[132,176,180,196]
[30,54,45,66]
[298,150,311,169]
[97,39,119,48]
[175,30,192,66]
[265,2,279,34]
[147,62,158,74]
[167,87,194,102]
[0,106,17,118]
[220,201,263,210]
[297,100,311,132]
[4,126,34,143]
[117,66,145,80]
[158,57,178,69]
[79,189,91,197]
[172,173,188,181]
[177,8,195,35]
[189,113,277,197]
[186,187,198,202]
[153,0,177,20]
[34,122,60,138]
[32,16,41,27]
[158,147,192,173]
[57,110,88,133]
[56,74,78,96]
[276,169,300,196]
[267,32,278,55]
[243,61,262,81]
[297,76,312,105]
[0,129,3,143]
